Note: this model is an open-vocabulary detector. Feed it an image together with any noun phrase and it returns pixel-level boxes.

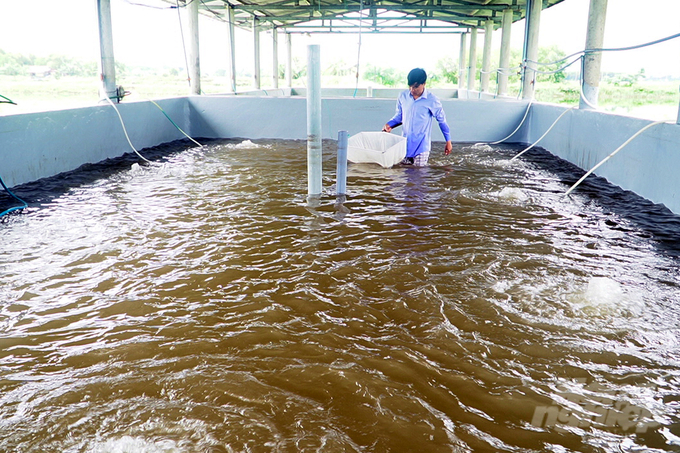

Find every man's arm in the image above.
[383,94,404,133]
[382,122,402,132]
[432,98,452,155]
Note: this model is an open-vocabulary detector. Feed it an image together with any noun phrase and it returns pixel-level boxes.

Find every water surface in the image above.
[1,139,679,452]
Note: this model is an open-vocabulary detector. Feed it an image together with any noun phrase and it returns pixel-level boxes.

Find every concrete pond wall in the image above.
[1,94,679,213]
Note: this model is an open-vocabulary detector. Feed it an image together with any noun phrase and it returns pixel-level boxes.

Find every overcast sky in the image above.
[0,0,678,77]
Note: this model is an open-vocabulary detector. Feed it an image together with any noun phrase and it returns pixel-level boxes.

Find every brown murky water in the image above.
[1,139,679,452]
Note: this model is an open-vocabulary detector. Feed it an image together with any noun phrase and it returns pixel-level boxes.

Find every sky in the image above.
[0,0,678,79]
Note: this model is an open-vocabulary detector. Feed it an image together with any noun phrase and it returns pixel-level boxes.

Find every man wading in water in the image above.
[382,68,453,166]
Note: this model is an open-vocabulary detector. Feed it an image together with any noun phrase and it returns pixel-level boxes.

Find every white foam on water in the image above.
[491,158,514,168]
[585,277,624,304]
[491,274,648,333]
[90,436,181,453]
[469,143,493,152]
[569,277,644,318]
[227,139,269,149]
[496,187,529,202]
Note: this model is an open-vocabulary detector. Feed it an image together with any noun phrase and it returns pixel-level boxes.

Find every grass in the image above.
[1,74,678,121]
[533,80,680,120]
[0,74,240,114]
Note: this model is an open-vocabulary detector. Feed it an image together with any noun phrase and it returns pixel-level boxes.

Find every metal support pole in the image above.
[498,9,513,96]
[522,0,542,100]
[187,0,201,95]
[307,44,322,200]
[272,28,279,89]
[580,0,609,109]
[467,28,478,92]
[458,33,467,93]
[253,17,261,90]
[481,20,493,93]
[286,33,293,88]
[96,0,117,101]
[227,7,237,92]
[336,131,348,196]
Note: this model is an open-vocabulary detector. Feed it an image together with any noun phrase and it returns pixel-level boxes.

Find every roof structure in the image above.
[168,0,567,33]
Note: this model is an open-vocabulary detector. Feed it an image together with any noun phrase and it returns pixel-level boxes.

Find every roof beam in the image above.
[229,3,511,11]
[160,0,569,34]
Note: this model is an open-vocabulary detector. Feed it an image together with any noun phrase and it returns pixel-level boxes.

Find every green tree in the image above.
[606,68,646,87]
[362,64,405,87]
[291,57,306,80]
[324,59,354,77]
[0,49,31,75]
[535,45,567,83]
[504,46,567,85]
[435,56,458,84]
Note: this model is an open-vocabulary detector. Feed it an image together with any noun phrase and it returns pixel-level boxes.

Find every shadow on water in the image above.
[0,138,207,222]
[503,144,680,259]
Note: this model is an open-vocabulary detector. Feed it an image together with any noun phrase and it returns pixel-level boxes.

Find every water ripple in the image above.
[0,139,679,451]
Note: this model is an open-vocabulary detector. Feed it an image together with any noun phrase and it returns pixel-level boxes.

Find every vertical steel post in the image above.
[272,28,279,89]
[336,131,348,196]
[227,6,237,92]
[286,33,293,88]
[522,0,542,100]
[307,44,322,199]
[467,28,478,92]
[187,0,201,95]
[481,20,493,93]
[580,0,609,109]
[458,33,467,93]
[498,9,513,96]
[253,17,261,89]
[96,0,117,101]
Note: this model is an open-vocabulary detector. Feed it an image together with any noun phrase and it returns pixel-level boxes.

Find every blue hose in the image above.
[0,175,28,218]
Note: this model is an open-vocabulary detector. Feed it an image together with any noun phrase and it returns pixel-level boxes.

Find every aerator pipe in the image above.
[104,96,152,163]
[147,99,202,147]
[510,106,575,161]
[0,175,28,218]
[474,100,532,147]
[336,131,348,196]
[307,44,322,199]
[564,120,671,196]
[0,94,17,105]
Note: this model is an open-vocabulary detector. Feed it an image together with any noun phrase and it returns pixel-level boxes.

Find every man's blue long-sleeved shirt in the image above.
[386,89,451,158]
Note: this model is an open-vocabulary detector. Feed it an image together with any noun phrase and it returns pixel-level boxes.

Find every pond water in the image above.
[1,139,679,452]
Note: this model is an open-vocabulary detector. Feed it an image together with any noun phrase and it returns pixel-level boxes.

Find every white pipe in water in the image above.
[307,44,322,200]
[336,131,348,196]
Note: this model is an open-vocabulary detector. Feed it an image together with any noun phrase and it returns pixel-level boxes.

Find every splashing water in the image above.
[0,140,679,452]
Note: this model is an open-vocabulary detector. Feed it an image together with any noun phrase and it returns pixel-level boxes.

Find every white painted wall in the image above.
[188,95,530,144]
[530,103,680,213]
[0,98,188,189]
[2,95,680,214]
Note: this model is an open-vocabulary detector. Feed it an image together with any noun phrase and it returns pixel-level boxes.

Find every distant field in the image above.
[0,74,242,115]
[534,80,680,120]
[1,74,678,121]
